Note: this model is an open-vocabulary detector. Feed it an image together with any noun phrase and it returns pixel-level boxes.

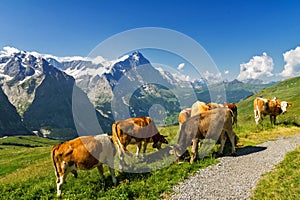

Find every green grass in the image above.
[0,136,59,177]
[252,147,300,200]
[0,133,217,199]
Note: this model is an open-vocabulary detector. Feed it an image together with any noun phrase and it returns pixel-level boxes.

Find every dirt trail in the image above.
[170,134,300,200]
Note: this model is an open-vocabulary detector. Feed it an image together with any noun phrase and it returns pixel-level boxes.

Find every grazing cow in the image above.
[51,134,117,197]
[178,108,192,130]
[112,116,168,168]
[207,102,238,126]
[191,101,209,117]
[254,97,292,125]
[173,107,237,164]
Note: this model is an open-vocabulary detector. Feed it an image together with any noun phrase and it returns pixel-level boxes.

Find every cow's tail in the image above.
[228,108,235,125]
[112,122,126,156]
[254,98,260,124]
[51,145,60,179]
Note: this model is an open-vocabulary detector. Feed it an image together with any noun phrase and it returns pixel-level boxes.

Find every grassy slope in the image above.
[235,76,300,146]
[0,76,300,199]
[252,146,300,199]
[237,76,300,125]
[235,76,300,199]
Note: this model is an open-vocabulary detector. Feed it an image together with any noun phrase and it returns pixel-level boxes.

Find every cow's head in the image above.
[280,101,292,114]
[152,134,168,149]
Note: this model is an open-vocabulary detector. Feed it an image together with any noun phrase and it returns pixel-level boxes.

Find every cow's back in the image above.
[67,136,101,169]
[198,108,230,139]
[94,134,116,164]
[191,101,209,117]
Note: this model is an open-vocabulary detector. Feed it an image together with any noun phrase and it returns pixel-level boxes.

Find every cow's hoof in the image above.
[71,170,78,178]
[217,153,224,157]
[231,152,237,157]
[189,158,195,164]
[177,158,184,165]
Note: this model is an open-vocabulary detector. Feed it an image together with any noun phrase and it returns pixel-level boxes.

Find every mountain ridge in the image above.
[0,47,276,138]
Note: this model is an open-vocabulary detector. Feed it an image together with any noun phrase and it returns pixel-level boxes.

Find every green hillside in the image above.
[234,76,300,146]
[237,76,300,125]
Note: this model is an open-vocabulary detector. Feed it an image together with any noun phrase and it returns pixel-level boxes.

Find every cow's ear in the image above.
[288,102,292,106]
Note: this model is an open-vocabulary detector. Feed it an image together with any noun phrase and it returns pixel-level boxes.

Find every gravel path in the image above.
[170,134,300,200]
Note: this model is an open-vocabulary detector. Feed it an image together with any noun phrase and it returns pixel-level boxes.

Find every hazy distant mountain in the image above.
[193,79,275,103]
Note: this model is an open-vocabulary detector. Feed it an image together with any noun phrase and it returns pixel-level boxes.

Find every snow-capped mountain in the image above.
[0,47,46,115]
[155,66,206,89]
[47,51,206,106]
[0,47,78,138]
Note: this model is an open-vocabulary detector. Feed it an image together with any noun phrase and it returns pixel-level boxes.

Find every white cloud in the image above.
[224,70,229,74]
[237,52,274,81]
[203,70,222,84]
[177,63,185,70]
[1,46,20,55]
[280,46,300,77]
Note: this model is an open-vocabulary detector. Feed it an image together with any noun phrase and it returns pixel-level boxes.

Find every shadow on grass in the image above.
[277,121,300,127]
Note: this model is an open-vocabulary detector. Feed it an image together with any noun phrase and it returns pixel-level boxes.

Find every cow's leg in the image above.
[142,142,148,158]
[218,131,227,156]
[97,164,105,183]
[109,167,117,186]
[190,137,199,164]
[270,115,276,125]
[254,110,260,124]
[270,115,273,125]
[136,142,142,158]
[116,144,126,171]
[227,130,237,156]
[56,161,72,197]
[56,174,66,197]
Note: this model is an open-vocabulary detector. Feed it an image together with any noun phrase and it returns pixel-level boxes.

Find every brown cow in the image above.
[178,108,192,130]
[112,116,168,168]
[254,97,292,124]
[51,134,117,197]
[191,101,209,117]
[173,107,237,164]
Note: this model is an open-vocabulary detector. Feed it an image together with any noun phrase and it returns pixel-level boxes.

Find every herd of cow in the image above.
[51,96,291,196]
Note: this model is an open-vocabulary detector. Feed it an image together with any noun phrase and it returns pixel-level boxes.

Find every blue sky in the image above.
[1,0,300,82]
